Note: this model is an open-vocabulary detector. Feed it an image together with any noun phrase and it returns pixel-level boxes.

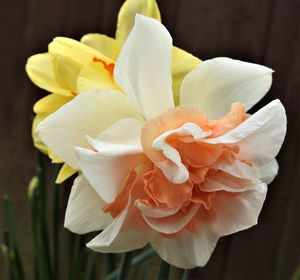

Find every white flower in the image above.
[37,15,286,268]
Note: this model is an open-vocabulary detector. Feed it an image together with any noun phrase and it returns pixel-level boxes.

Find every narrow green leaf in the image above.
[104,253,116,276]
[105,248,156,280]
[158,260,170,280]
[117,251,133,280]
[3,196,26,280]
[292,264,300,280]
[182,269,191,280]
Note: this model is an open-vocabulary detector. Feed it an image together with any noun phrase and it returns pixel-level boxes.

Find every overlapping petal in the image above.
[114,14,174,120]
[37,89,142,169]
[180,57,273,119]
[64,175,112,234]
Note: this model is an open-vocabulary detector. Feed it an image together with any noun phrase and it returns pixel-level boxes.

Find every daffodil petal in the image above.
[37,89,141,169]
[151,229,219,269]
[180,57,273,119]
[53,56,82,93]
[203,100,287,166]
[76,118,146,203]
[171,47,201,105]
[87,202,153,253]
[116,0,161,45]
[64,175,112,234]
[26,53,70,96]
[258,160,279,184]
[142,204,199,235]
[48,37,112,65]
[55,163,77,184]
[211,183,267,236]
[114,14,174,120]
[77,61,116,93]
[32,115,49,154]
[33,93,72,115]
[81,34,120,61]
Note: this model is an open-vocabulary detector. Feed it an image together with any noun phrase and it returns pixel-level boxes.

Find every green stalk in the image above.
[3,196,25,280]
[105,248,156,280]
[104,254,116,276]
[158,260,170,280]
[292,263,300,280]
[84,251,98,280]
[182,269,191,280]
[117,251,133,280]
[51,165,61,280]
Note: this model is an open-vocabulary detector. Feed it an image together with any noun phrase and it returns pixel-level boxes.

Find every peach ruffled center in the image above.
[103,103,252,238]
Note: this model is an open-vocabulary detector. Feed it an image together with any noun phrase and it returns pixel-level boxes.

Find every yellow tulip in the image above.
[26,0,201,183]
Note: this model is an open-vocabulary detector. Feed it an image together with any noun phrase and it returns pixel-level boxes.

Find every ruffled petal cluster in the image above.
[35,14,286,268]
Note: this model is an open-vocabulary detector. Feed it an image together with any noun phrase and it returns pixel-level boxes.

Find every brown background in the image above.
[0,0,299,279]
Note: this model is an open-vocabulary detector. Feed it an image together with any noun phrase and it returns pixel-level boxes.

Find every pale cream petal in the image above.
[76,118,146,203]
[114,14,174,120]
[180,57,273,119]
[210,183,267,236]
[87,203,153,253]
[151,229,219,268]
[116,0,161,45]
[203,100,287,166]
[258,159,279,184]
[64,175,112,234]
[37,89,141,169]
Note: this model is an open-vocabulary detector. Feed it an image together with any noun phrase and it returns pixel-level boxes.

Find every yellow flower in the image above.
[26,0,201,183]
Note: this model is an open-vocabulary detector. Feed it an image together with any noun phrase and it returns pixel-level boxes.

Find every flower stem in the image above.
[105,248,155,280]
[182,269,191,280]
[117,251,133,280]
[159,260,170,280]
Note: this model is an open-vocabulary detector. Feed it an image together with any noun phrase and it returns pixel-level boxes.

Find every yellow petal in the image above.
[26,53,70,96]
[172,47,202,105]
[49,37,112,66]
[81,34,121,61]
[55,163,77,184]
[53,56,82,93]
[77,61,117,93]
[32,115,49,154]
[33,93,73,115]
[116,0,161,44]
[33,115,64,162]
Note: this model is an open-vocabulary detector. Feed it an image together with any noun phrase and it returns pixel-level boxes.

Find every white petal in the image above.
[151,229,219,268]
[76,148,145,203]
[135,201,180,218]
[87,203,153,253]
[153,122,211,184]
[37,89,141,169]
[210,183,267,236]
[143,204,199,235]
[258,159,279,184]
[114,14,174,120]
[76,117,145,202]
[180,57,273,119]
[64,175,112,234]
[212,160,260,181]
[87,118,144,156]
[203,100,287,165]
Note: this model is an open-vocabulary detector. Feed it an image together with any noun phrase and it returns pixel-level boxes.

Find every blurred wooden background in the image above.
[0,0,299,279]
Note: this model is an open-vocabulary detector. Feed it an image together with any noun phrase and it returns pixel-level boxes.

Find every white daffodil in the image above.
[37,15,286,268]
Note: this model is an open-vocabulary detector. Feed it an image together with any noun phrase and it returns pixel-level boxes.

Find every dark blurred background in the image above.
[0,0,299,279]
